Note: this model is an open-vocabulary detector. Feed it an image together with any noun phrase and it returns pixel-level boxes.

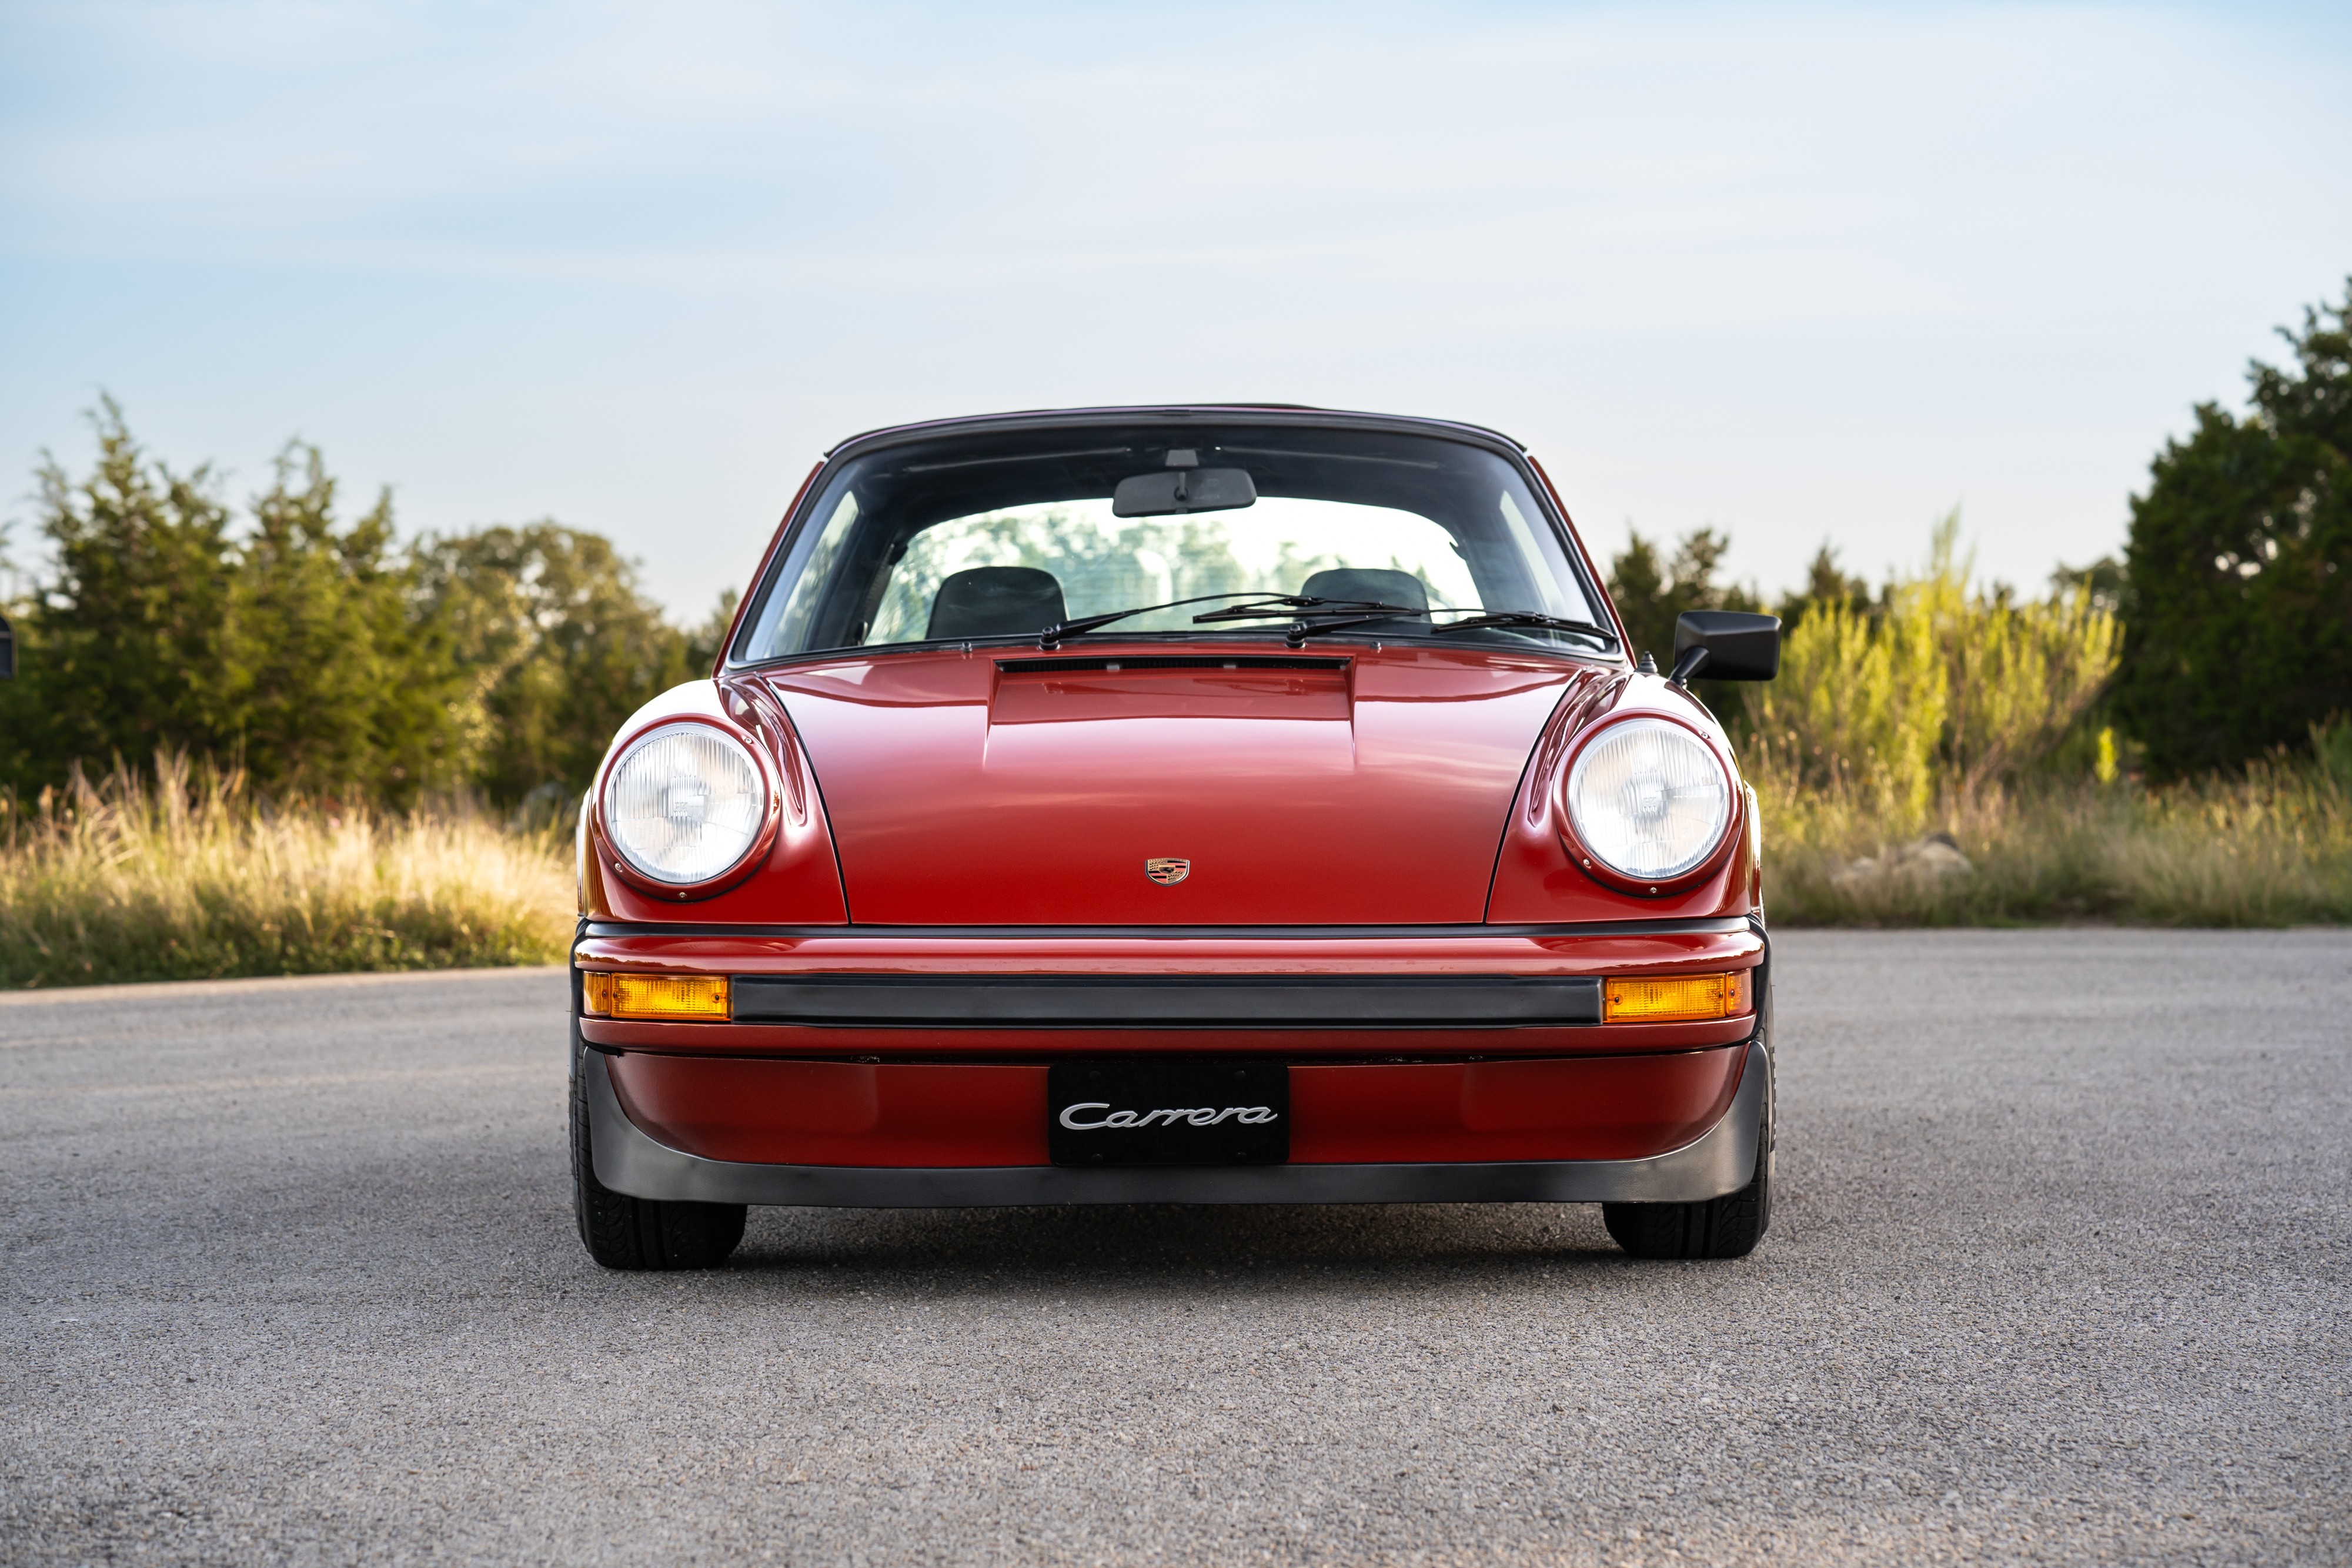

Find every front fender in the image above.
[1486,671,1758,922]
[580,678,849,924]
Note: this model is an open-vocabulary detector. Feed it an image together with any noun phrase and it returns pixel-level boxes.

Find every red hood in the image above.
[765,644,1591,925]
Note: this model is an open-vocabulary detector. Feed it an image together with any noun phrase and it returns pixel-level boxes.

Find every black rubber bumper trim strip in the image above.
[727,973,1602,1028]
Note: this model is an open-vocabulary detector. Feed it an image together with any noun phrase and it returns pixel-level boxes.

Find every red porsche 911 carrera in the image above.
[569,407,1781,1269]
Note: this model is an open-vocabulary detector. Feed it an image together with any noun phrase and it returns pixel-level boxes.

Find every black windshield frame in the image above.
[724,409,1625,671]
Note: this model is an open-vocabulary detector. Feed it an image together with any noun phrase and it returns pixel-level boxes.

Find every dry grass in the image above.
[1756,734,2352,927]
[0,757,572,988]
[5,728,2344,991]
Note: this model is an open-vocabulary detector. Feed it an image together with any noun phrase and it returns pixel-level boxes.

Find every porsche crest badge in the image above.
[1144,857,1191,885]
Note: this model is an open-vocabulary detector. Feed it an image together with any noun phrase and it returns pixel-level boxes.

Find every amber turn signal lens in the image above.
[579,972,730,1020]
[1603,970,1752,1022]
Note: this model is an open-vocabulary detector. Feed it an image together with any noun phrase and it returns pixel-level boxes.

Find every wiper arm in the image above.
[1277,613,1416,647]
[1040,591,1305,648]
[1429,610,1619,645]
[1044,592,1419,646]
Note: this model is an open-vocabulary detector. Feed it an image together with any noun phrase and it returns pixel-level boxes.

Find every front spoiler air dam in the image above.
[585,1040,1768,1208]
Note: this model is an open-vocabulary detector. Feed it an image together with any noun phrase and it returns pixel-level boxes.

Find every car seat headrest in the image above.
[926,566,1069,641]
[1299,567,1431,616]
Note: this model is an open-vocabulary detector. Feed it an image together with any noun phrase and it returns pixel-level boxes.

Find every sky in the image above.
[4,1,2349,619]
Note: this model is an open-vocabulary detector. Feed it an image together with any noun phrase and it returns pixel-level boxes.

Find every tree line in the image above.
[0,402,733,806]
[1606,279,2350,783]
[3,280,2344,803]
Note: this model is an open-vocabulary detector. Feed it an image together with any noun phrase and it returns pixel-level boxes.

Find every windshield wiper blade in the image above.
[1040,591,1301,648]
[1041,596,1614,651]
[1283,607,1620,649]
[1190,595,1425,624]
[1429,610,1619,645]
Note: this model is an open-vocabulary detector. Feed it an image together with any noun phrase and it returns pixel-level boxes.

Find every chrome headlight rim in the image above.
[1558,713,1739,895]
[595,717,780,900]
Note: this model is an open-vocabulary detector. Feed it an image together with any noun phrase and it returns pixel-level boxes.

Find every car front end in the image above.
[568,408,1779,1267]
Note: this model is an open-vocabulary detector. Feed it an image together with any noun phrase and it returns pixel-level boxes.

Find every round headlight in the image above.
[1564,717,1732,883]
[601,722,769,887]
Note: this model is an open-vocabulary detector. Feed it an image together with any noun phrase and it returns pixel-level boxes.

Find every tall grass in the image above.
[1756,748,2352,925]
[0,756,573,988]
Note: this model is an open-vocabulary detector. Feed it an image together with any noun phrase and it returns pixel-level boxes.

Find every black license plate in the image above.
[1047,1059,1289,1167]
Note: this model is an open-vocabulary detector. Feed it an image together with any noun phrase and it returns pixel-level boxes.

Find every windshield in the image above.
[733,420,1612,663]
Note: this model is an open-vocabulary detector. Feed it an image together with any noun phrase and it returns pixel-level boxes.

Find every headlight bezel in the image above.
[1556,712,1741,895]
[594,717,781,900]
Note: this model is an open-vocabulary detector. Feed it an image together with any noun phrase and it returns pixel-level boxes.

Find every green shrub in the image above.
[1743,513,2119,832]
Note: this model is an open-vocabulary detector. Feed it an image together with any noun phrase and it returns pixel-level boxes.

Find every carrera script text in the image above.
[1058,1102,1281,1131]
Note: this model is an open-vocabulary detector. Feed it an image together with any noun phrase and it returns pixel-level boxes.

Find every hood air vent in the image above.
[996,656,1349,675]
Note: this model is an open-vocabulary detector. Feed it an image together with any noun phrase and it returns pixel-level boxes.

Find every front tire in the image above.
[570,1032,746,1271]
[1602,1150,1770,1259]
[1603,1011,1773,1261]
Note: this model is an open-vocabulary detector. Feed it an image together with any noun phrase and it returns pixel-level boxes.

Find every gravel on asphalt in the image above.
[2,930,2347,1566]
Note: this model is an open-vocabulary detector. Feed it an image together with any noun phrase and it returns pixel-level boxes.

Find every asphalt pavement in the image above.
[2,930,2347,1566]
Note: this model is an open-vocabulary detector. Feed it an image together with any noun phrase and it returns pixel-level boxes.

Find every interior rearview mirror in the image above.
[1670,610,1780,684]
[1112,467,1257,518]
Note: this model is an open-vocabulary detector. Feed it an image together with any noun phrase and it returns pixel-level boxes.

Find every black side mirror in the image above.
[1669,610,1779,685]
[0,613,13,680]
